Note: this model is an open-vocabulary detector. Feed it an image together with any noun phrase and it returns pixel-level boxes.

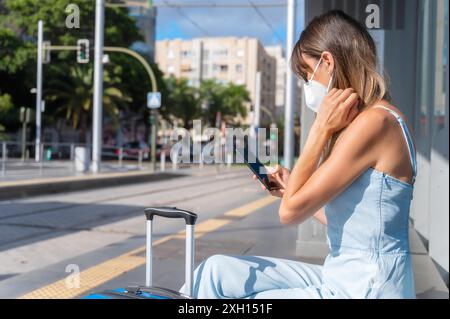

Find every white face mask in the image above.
[303,58,333,113]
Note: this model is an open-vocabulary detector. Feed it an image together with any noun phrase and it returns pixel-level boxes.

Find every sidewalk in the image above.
[0,159,159,183]
[80,199,450,299]
[12,197,446,299]
[0,162,219,200]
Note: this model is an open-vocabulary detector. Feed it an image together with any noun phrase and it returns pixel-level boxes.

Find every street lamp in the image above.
[35,20,43,162]
[283,0,297,169]
[92,0,105,173]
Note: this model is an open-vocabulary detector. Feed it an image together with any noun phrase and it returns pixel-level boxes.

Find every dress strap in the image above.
[373,105,417,184]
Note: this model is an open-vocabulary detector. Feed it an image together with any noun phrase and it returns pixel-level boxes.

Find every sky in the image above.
[154,0,305,50]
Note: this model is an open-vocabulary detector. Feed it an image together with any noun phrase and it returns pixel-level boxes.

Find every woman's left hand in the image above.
[253,165,290,198]
[315,88,360,136]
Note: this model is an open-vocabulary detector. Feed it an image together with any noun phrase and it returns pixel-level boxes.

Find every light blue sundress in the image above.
[183,105,417,299]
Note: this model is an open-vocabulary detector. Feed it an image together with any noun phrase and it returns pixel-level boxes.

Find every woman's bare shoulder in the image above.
[336,104,392,147]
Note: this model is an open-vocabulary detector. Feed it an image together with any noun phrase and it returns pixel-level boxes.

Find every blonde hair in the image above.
[291,10,390,159]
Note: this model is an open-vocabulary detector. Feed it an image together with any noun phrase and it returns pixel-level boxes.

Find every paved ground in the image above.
[0,159,156,182]
[0,166,276,297]
[0,165,447,299]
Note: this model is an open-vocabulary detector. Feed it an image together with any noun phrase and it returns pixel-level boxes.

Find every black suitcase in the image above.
[83,207,198,299]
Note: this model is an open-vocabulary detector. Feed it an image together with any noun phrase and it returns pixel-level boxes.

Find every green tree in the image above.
[0,28,35,74]
[4,0,141,47]
[46,65,131,143]
[220,83,249,123]
[0,93,14,138]
[164,76,201,129]
[112,55,169,140]
[0,28,35,133]
[1,0,161,142]
[199,80,249,127]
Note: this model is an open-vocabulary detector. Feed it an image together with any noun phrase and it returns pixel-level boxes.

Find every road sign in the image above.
[147,92,161,109]
[77,39,90,64]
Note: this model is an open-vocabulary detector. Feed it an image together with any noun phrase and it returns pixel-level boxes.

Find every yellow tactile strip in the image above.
[19,196,278,299]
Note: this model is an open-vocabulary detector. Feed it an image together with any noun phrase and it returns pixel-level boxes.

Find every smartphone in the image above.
[237,145,280,191]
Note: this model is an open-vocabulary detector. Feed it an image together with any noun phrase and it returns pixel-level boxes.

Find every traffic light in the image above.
[270,123,277,140]
[270,131,277,140]
[20,107,32,124]
[42,41,51,64]
[77,39,89,64]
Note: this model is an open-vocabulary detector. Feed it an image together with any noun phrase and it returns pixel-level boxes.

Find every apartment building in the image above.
[155,37,276,125]
[264,45,287,110]
[265,45,303,122]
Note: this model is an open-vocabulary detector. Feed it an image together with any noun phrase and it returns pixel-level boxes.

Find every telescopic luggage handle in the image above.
[144,207,198,297]
[145,207,197,225]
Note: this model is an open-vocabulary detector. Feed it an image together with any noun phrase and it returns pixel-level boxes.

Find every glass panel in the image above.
[433,0,449,135]
[416,0,434,156]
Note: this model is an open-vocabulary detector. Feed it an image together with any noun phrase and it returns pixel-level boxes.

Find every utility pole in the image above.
[284,0,296,169]
[147,92,161,171]
[92,0,105,173]
[150,109,157,171]
[252,71,262,154]
[35,20,43,162]
[254,71,262,130]
[20,107,31,161]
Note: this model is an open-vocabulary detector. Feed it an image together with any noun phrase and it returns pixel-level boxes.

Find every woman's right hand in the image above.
[253,165,291,198]
[315,88,360,136]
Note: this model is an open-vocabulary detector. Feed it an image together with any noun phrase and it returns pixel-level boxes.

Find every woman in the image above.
[185,10,416,299]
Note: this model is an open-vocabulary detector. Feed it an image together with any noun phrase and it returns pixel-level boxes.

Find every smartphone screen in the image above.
[237,144,279,191]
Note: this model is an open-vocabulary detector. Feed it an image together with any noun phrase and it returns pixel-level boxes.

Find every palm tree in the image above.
[47,65,131,143]
[165,76,200,129]
[199,80,250,126]
[221,83,250,124]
